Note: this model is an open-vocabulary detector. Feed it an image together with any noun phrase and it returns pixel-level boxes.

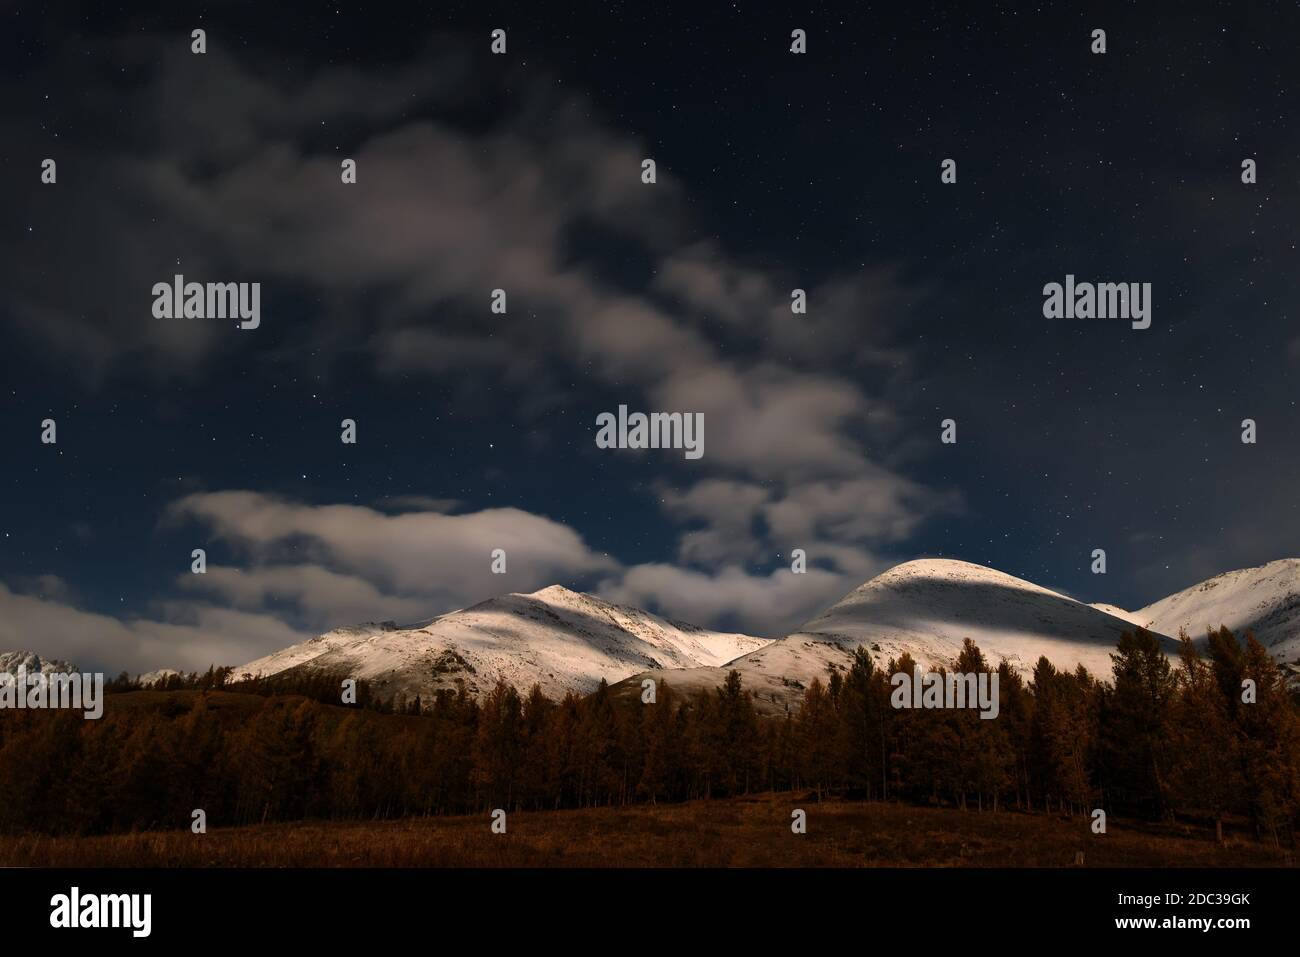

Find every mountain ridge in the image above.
[231,584,771,703]
[615,558,1189,713]
[1136,558,1300,664]
[0,650,77,676]
[35,556,1298,709]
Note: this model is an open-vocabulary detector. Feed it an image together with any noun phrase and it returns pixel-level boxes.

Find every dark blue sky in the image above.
[2,1,1297,672]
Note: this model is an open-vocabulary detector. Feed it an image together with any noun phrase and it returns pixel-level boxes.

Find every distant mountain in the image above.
[616,559,1181,714]
[0,650,76,675]
[164,557,1300,713]
[233,585,771,703]
[137,668,182,687]
[1135,559,1300,666]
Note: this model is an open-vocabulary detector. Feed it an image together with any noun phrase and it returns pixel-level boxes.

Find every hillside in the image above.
[1137,558,1300,665]
[619,559,1180,713]
[233,585,770,702]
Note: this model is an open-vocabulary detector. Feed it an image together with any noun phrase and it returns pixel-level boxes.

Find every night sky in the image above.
[2,1,1297,673]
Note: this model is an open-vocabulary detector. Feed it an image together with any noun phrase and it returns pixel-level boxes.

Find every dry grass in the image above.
[3,794,1293,868]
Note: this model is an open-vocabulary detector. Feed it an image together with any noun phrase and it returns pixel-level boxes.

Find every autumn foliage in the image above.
[0,627,1295,846]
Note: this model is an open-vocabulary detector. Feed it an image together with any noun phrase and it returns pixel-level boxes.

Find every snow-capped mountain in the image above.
[0,650,76,675]
[195,557,1300,711]
[1134,558,1300,665]
[616,559,1182,714]
[786,559,1173,674]
[137,668,182,686]
[233,585,771,702]
[1088,602,1146,625]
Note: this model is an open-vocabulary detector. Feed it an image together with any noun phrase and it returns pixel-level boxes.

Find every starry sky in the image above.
[2,1,1298,673]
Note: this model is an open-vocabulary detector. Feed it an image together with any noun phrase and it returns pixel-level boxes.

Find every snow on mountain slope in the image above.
[227,558,1300,714]
[236,621,405,681]
[1089,602,1145,625]
[790,559,1173,673]
[233,585,771,702]
[1136,559,1300,665]
[617,559,1178,714]
[613,638,859,715]
[137,668,183,686]
[0,650,76,675]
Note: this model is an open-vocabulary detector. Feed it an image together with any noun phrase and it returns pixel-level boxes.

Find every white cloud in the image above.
[598,562,874,637]
[0,582,310,675]
[0,492,625,673]
[178,565,435,631]
[0,32,963,663]
[169,490,618,607]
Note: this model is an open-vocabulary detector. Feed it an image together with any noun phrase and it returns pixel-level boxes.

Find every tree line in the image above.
[0,627,1296,844]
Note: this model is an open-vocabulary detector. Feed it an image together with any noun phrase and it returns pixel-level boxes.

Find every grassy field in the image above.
[2,794,1293,867]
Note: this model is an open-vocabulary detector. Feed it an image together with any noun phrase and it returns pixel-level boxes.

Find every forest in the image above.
[0,627,1296,847]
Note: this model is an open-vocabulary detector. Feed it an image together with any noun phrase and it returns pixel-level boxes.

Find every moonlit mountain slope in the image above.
[234,585,771,702]
[1136,559,1300,664]
[618,559,1179,713]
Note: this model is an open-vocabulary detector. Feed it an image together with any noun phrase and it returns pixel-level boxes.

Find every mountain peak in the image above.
[525,584,584,601]
[0,650,77,675]
[877,557,996,575]
[1138,558,1300,662]
[234,586,770,703]
[615,557,1185,715]
[832,559,1070,616]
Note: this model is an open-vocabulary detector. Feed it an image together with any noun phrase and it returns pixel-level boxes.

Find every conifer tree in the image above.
[1170,633,1241,842]
[1101,628,1177,818]
[1234,633,1300,844]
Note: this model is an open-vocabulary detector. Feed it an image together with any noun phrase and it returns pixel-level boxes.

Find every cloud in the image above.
[164,483,950,650]
[168,490,618,607]
[761,472,958,546]
[0,491,628,673]
[11,574,80,605]
[660,479,773,564]
[0,582,310,676]
[649,363,881,481]
[655,241,920,370]
[3,28,934,491]
[177,565,435,631]
[0,28,963,656]
[598,562,874,637]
